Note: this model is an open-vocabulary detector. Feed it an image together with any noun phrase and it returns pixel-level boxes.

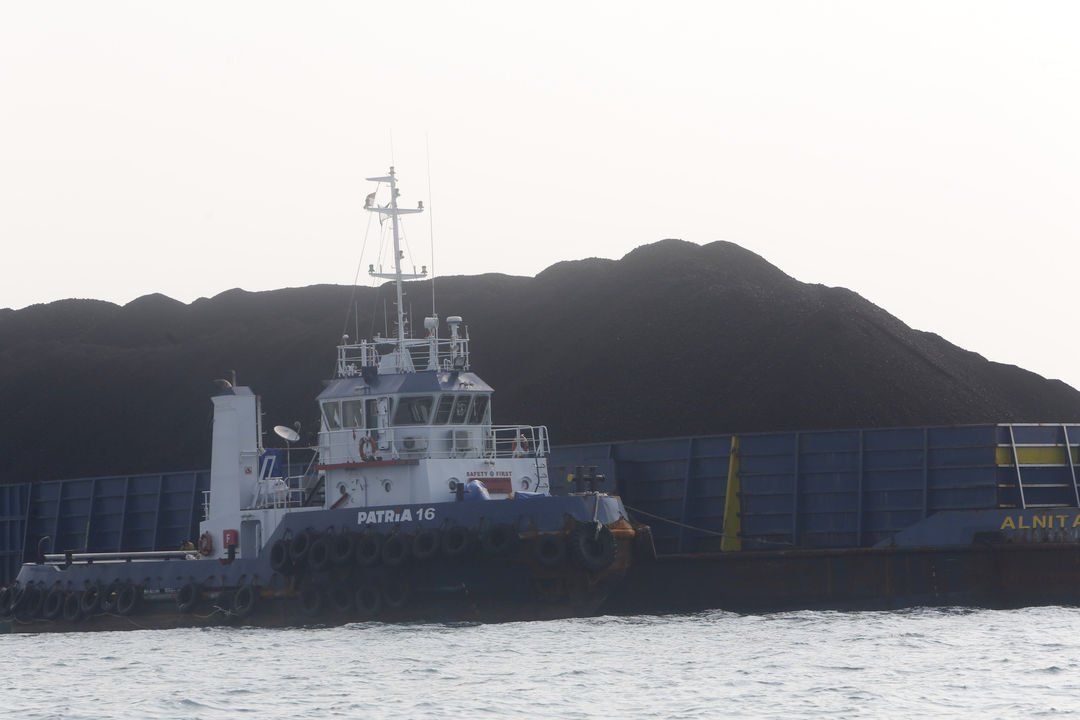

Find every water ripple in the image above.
[5,608,1080,718]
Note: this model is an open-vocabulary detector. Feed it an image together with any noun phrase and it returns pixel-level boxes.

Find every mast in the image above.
[365,167,427,355]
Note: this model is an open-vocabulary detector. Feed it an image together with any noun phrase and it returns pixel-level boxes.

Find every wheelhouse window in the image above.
[433,394,455,424]
[393,395,434,426]
[365,399,379,429]
[342,400,364,428]
[450,395,472,424]
[468,395,490,424]
[323,401,341,430]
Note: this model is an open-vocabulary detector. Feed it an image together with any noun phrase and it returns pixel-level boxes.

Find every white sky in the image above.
[2,1,1079,389]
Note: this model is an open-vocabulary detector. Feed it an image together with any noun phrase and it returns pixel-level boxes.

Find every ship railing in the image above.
[490,425,550,459]
[336,336,470,377]
[363,425,549,460]
[42,550,196,566]
[250,454,318,509]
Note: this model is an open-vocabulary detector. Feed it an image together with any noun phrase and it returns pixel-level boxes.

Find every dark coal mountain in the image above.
[3,239,1079,483]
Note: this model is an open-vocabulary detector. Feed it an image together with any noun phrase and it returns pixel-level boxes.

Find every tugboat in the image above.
[0,167,636,632]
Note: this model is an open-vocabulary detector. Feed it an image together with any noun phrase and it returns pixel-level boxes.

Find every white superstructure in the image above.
[199,167,550,560]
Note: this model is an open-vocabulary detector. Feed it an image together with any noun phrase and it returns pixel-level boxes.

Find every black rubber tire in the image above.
[382,579,411,610]
[100,581,122,613]
[80,584,102,615]
[42,587,65,620]
[381,533,411,567]
[442,526,472,558]
[299,586,323,617]
[16,584,43,619]
[62,592,83,623]
[328,585,353,613]
[355,585,382,619]
[116,584,142,616]
[176,582,200,613]
[289,530,314,568]
[269,539,292,573]
[232,584,257,618]
[533,534,567,567]
[356,532,384,567]
[331,532,356,566]
[569,523,617,571]
[7,585,24,616]
[481,524,519,557]
[309,536,333,572]
[412,529,441,561]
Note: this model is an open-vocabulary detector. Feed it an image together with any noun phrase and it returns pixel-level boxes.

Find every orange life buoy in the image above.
[198,531,214,557]
[512,434,529,457]
[359,436,377,461]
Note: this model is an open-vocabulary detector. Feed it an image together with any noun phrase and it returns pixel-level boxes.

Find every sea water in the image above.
[3,607,1079,719]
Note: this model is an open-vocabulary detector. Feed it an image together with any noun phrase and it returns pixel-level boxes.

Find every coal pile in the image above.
[2,239,1079,483]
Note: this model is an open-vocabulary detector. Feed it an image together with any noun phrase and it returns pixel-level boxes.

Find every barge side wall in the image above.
[3,424,1079,585]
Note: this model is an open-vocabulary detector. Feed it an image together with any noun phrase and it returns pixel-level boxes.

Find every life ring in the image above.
[512,434,529,457]
[198,531,214,557]
[360,436,377,461]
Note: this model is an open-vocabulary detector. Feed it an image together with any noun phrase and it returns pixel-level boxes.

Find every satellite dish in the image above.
[274,425,300,443]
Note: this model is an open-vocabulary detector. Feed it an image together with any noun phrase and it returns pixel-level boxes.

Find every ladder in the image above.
[1005,424,1080,509]
[535,456,550,492]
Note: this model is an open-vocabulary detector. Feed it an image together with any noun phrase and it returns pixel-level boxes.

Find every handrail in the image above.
[325,425,550,461]
[43,550,194,565]
[336,335,470,377]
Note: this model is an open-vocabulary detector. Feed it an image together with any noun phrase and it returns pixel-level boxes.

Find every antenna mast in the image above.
[365,167,427,351]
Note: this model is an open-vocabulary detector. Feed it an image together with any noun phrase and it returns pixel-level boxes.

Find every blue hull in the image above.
[2,494,634,632]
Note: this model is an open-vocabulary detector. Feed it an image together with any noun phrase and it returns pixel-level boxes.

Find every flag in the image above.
[364,192,376,208]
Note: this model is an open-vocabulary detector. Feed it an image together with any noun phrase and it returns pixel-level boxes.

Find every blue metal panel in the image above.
[123,475,163,551]
[53,478,92,553]
[928,425,998,447]
[863,427,925,451]
[4,423,1080,570]
[0,483,30,585]
[26,481,62,558]
[862,469,925,492]
[89,476,130,551]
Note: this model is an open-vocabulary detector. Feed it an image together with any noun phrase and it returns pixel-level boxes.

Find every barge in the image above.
[562,423,1080,612]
